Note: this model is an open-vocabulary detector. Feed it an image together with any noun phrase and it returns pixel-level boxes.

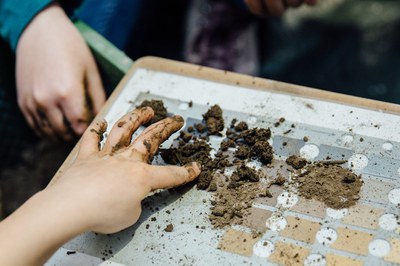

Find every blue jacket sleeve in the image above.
[0,0,82,51]
[0,0,54,51]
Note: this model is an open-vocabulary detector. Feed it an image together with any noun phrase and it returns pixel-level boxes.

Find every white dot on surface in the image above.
[253,240,274,258]
[178,103,189,110]
[247,116,257,124]
[304,254,326,266]
[348,154,368,170]
[300,144,319,161]
[388,188,400,205]
[277,192,299,208]
[223,168,234,177]
[316,228,337,245]
[246,161,262,170]
[266,216,287,232]
[342,135,354,144]
[208,136,223,151]
[368,239,391,257]
[326,208,348,219]
[382,142,393,151]
[209,149,217,159]
[379,213,399,231]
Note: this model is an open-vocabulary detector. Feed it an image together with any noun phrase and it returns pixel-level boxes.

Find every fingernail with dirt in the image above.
[172,115,184,124]
[184,162,202,178]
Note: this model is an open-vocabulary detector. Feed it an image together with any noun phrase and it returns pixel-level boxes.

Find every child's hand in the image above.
[48,107,201,234]
[16,3,105,140]
[0,107,201,265]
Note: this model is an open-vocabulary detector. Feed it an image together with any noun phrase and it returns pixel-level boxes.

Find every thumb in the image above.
[146,162,201,191]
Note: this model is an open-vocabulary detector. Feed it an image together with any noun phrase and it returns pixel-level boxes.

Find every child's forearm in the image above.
[0,189,87,266]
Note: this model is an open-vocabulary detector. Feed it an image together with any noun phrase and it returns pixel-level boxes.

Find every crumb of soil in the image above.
[234,121,248,132]
[250,141,273,164]
[187,126,194,133]
[139,100,167,125]
[240,128,271,145]
[164,224,174,232]
[230,118,238,128]
[271,174,286,186]
[203,105,224,135]
[294,163,362,209]
[179,131,192,143]
[286,155,308,169]
[194,123,206,133]
[234,144,250,159]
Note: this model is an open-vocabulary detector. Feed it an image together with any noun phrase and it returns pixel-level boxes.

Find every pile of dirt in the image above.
[161,110,277,228]
[139,99,168,125]
[203,105,224,135]
[286,155,308,169]
[210,180,260,228]
[289,159,362,209]
[160,102,362,229]
[161,138,231,190]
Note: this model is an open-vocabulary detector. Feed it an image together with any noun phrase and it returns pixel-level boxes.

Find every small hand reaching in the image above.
[0,107,201,265]
[16,3,105,140]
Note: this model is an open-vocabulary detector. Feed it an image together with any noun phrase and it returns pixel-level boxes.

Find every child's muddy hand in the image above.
[47,108,200,234]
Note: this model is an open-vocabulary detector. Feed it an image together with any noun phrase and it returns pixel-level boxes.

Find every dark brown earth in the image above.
[164,223,174,232]
[203,105,224,135]
[286,155,308,169]
[139,99,168,125]
[161,106,277,228]
[293,162,362,209]
[161,104,362,229]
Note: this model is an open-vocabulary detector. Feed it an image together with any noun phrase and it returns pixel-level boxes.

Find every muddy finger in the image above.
[129,115,184,162]
[77,119,108,159]
[102,107,154,154]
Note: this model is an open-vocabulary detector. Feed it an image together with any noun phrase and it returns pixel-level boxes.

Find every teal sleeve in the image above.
[0,0,53,51]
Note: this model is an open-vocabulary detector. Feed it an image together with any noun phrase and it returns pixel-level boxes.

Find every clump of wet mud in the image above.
[286,155,308,169]
[139,99,168,125]
[161,108,277,228]
[159,103,362,229]
[161,139,231,190]
[203,105,224,135]
[290,159,362,209]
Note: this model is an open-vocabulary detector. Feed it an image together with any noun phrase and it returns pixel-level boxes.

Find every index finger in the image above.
[128,116,184,163]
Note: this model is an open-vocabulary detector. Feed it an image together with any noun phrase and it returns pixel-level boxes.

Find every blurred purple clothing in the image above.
[185,0,258,75]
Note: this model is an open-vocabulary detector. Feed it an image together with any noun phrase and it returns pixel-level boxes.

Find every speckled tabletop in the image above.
[47,58,400,266]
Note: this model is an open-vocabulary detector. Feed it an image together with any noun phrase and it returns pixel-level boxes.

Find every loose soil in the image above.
[160,104,362,229]
[161,108,276,228]
[292,162,362,209]
[139,99,168,125]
